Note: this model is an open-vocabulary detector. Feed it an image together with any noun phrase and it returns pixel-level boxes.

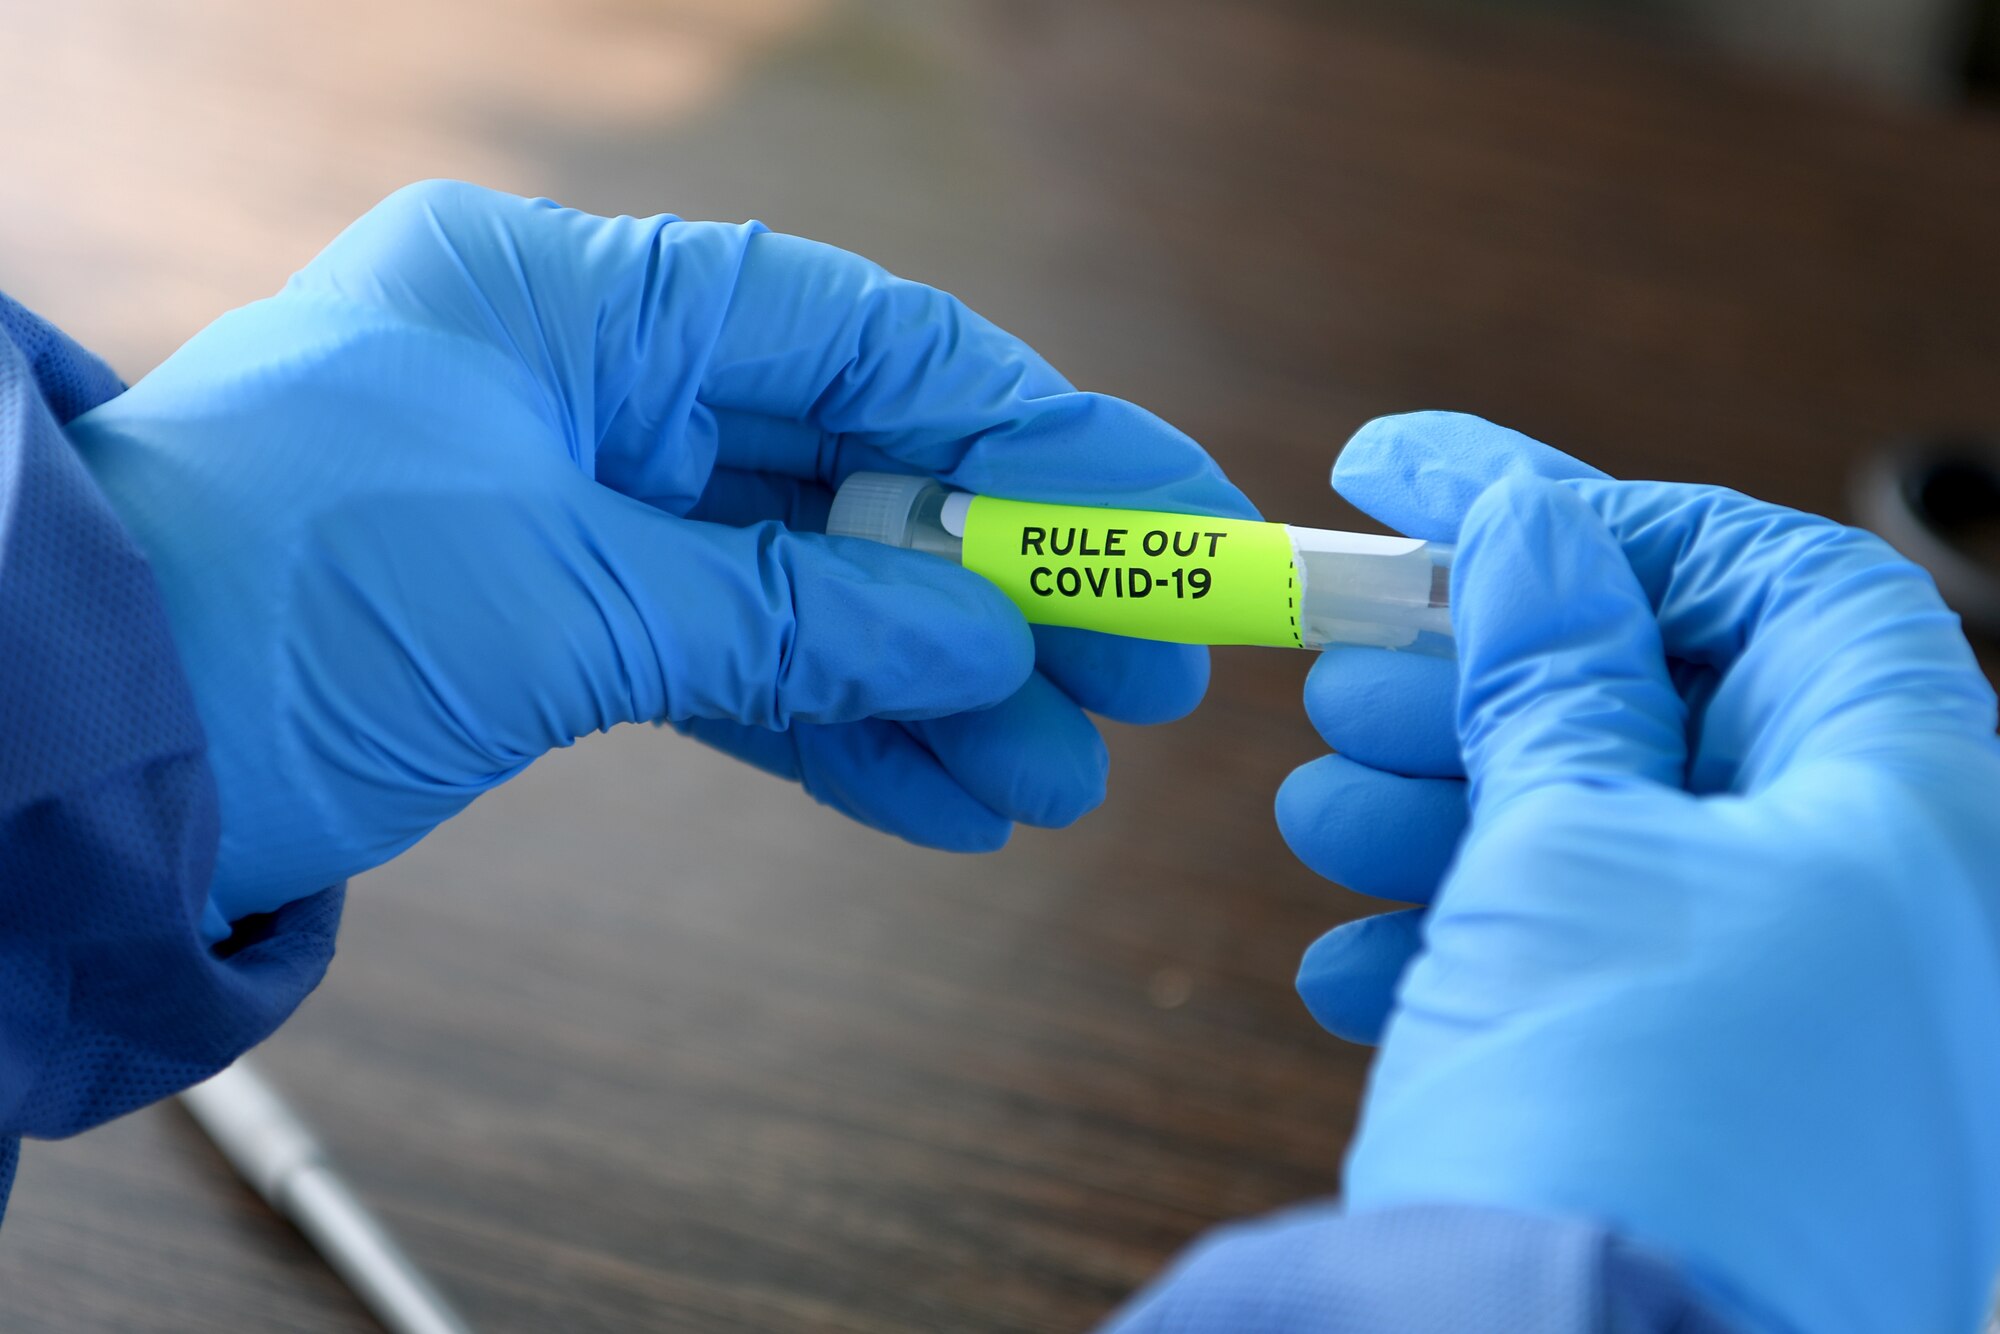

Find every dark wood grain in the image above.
[4,2,2000,1330]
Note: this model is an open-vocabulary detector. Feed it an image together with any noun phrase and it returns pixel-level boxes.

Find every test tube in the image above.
[825,472,1454,656]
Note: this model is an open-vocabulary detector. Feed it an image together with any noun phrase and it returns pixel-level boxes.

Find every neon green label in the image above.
[960,496,1301,647]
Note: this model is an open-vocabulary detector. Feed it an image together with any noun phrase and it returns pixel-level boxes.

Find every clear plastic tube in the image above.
[825,472,1453,656]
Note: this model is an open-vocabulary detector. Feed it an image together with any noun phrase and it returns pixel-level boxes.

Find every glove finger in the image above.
[1276,755,1466,903]
[576,483,1034,733]
[1296,908,1428,1045]
[1333,411,1608,541]
[797,719,1013,852]
[675,716,1012,851]
[701,231,1259,520]
[1571,478,1996,791]
[903,671,1109,829]
[1455,476,1687,811]
[1303,645,1461,778]
[1030,626,1213,726]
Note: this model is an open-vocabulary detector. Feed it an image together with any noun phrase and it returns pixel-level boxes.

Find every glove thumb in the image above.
[522,482,1037,746]
[1454,476,1687,814]
[1296,908,1428,1045]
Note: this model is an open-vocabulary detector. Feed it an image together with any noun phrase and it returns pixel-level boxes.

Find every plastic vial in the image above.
[825,472,1454,655]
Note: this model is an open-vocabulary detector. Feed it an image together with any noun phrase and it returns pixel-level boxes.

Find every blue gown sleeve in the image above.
[0,293,344,1216]
[1100,1203,1757,1332]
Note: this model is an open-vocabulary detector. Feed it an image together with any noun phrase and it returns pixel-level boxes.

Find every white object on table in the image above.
[180,1059,476,1334]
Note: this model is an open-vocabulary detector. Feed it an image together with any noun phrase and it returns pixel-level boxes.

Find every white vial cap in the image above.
[825,472,937,547]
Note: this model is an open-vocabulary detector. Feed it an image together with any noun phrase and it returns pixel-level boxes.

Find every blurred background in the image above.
[4,1,2000,1330]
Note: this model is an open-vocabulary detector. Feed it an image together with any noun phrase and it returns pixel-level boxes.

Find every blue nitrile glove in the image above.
[67,181,1255,942]
[1270,412,2000,1334]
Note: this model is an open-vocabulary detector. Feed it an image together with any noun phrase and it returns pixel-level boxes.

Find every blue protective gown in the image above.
[0,294,1740,1334]
[0,294,341,1205]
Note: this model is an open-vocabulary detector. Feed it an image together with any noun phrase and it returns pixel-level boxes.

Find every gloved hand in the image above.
[67,181,1254,942]
[1114,412,2000,1334]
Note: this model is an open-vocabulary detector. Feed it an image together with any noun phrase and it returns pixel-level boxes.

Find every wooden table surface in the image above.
[5,2,2000,1330]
